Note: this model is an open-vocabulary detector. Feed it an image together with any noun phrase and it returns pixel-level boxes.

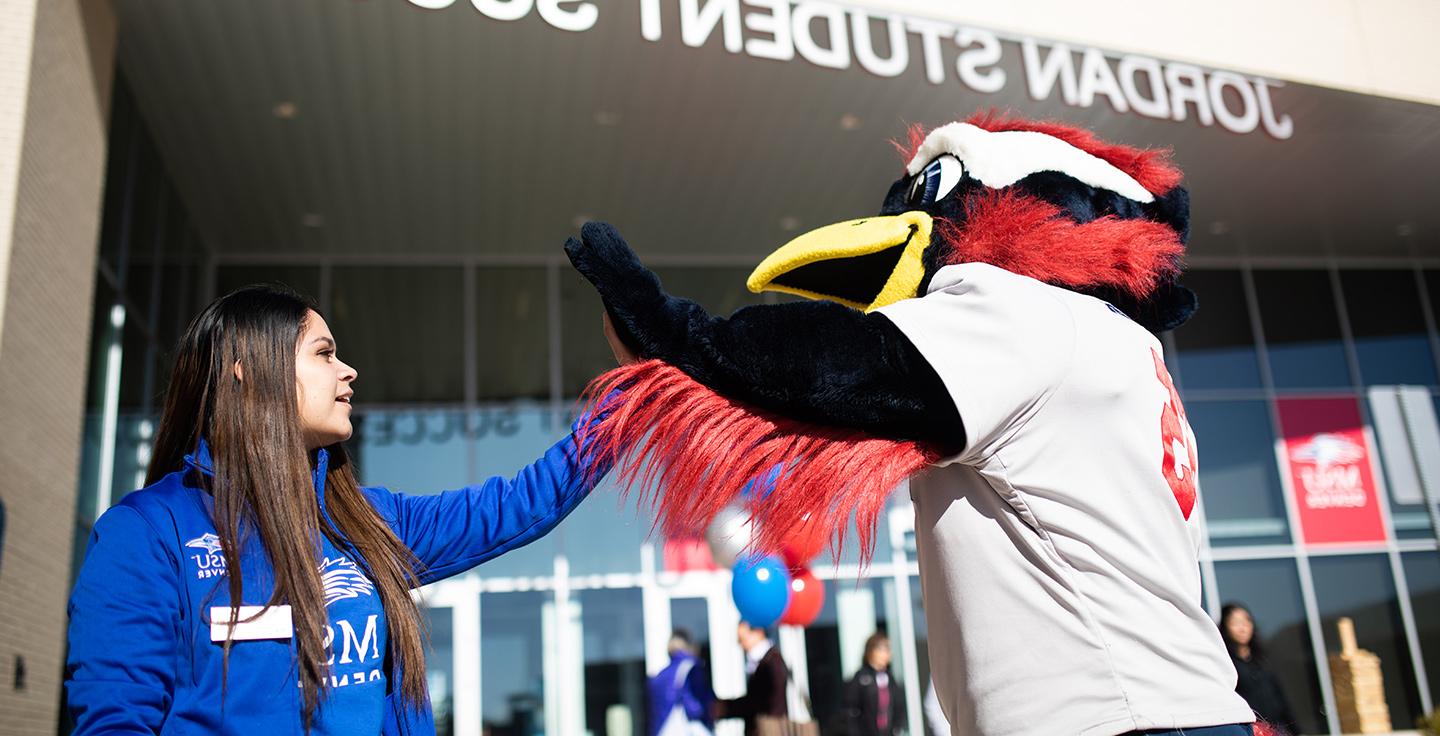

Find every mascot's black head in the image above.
[747,112,1197,332]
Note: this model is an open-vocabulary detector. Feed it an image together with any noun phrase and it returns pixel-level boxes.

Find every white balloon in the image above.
[705,504,754,569]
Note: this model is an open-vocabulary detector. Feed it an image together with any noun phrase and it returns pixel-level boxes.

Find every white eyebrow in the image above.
[905,122,1156,204]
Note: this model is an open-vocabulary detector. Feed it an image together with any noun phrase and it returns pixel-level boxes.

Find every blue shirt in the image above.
[312,533,388,735]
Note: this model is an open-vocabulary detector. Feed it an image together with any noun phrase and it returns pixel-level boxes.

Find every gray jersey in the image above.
[878,263,1253,736]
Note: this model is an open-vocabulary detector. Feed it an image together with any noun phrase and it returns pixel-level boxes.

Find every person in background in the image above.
[838,632,907,736]
[649,629,715,736]
[714,621,788,735]
[1220,602,1301,735]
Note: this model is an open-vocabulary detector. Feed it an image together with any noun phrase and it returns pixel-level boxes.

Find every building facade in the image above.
[3,1,1440,734]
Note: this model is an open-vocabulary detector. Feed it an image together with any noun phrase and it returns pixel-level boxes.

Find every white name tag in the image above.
[210,605,294,642]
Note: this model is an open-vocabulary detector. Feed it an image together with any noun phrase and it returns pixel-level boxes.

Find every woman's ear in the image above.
[232,360,244,383]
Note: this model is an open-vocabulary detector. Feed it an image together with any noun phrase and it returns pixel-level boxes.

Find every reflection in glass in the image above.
[426,607,455,736]
[1253,270,1352,389]
[475,268,549,401]
[559,267,762,396]
[1340,270,1438,386]
[1401,552,1440,711]
[804,578,888,731]
[670,597,712,669]
[578,588,647,736]
[1310,554,1425,729]
[1187,401,1291,545]
[1213,559,1325,735]
[560,477,652,576]
[215,265,322,306]
[351,404,565,579]
[1172,270,1263,390]
[481,591,550,736]
[329,266,465,403]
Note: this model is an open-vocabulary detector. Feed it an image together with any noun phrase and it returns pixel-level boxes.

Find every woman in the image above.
[838,632,906,736]
[65,284,632,734]
[1220,603,1301,736]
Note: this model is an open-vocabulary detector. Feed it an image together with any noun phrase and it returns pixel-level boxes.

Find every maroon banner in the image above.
[1275,397,1388,545]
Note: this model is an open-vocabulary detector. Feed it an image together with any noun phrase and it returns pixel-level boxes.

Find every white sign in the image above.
[405,0,1296,139]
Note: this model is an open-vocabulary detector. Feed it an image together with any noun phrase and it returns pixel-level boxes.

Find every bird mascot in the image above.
[567,112,1264,736]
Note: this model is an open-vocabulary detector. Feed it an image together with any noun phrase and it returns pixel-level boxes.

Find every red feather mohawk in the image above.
[905,111,1187,300]
[577,361,938,564]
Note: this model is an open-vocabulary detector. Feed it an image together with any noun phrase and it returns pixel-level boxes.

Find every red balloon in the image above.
[780,568,825,627]
[780,514,829,568]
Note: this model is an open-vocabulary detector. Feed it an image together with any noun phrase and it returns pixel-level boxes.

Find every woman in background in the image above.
[1221,602,1302,735]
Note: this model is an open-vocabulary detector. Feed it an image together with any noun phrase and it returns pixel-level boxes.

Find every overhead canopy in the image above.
[112,0,1440,263]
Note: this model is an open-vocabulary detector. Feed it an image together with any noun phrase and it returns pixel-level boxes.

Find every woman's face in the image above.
[1224,607,1254,647]
[295,311,358,449]
[868,640,892,670]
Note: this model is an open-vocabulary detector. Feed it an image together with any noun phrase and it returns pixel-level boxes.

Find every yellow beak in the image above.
[746,211,934,312]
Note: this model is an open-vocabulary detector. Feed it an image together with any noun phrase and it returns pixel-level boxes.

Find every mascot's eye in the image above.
[906,155,964,207]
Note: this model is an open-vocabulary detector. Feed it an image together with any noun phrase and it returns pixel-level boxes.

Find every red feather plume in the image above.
[937,190,1184,298]
[578,361,939,564]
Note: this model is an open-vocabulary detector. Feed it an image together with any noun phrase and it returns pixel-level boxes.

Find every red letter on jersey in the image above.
[1152,348,1197,519]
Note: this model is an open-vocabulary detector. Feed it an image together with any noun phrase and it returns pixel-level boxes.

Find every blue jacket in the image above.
[66,416,605,735]
[647,652,715,735]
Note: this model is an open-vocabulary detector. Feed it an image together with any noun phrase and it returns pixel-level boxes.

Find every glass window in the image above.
[559,478,651,576]
[1172,270,1263,390]
[215,265,322,304]
[1310,554,1426,729]
[1213,558,1326,735]
[475,268,549,401]
[670,596,712,666]
[560,267,762,397]
[578,588,647,736]
[481,590,551,735]
[560,268,616,399]
[329,266,465,403]
[1253,270,1352,390]
[1188,401,1291,545]
[425,607,455,736]
[804,582,847,732]
[1340,270,1437,386]
[351,404,563,579]
[804,577,888,731]
[1401,552,1440,712]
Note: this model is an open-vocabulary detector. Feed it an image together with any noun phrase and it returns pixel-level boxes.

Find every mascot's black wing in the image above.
[566,221,964,454]
[566,222,956,560]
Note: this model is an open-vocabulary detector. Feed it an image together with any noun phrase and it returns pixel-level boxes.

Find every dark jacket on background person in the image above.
[715,645,788,736]
[1231,654,1300,736]
[839,664,907,736]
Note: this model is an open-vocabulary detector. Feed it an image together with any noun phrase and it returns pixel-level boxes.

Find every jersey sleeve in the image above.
[876,264,1077,463]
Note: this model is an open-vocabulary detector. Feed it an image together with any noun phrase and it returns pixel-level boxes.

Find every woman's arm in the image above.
[65,505,179,734]
[368,408,611,584]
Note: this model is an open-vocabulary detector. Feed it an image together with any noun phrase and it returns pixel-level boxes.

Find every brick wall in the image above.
[0,0,114,733]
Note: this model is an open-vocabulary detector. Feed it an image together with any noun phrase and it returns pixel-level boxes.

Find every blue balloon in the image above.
[731,555,792,627]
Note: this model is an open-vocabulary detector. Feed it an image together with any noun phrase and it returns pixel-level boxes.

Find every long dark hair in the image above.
[1219,602,1265,662]
[147,284,427,728]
